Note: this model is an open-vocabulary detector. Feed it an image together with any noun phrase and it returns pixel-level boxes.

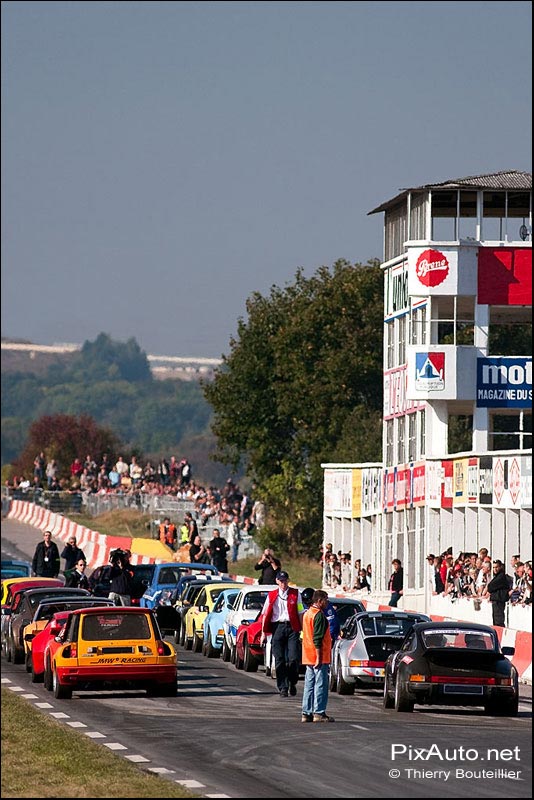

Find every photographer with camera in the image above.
[108,548,133,606]
[254,548,281,585]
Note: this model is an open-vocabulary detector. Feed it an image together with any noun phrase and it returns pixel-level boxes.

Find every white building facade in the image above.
[323,171,532,618]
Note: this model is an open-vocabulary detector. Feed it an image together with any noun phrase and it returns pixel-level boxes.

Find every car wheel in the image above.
[174,625,181,645]
[485,695,519,717]
[243,641,258,673]
[179,623,187,648]
[192,627,203,653]
[25,652,32,673]
[147,682,177,697]
[230,644,237,665]
[329,663,337,692]
[184,632,193,651]
[336,660,355,695]
[234,644,244,670]
[221,637,231,662]
[53,668,72,700]
[44,658,53,691]
[394,674,413,712]
[205,632,218,659]
[31,659,43,683]
[383,673,395,709]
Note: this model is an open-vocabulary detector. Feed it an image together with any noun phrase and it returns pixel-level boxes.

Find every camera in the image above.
[109,548,127,565]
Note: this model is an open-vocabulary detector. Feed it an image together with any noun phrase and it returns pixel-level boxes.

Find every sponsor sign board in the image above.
[352,469,362,518]
[478,456,493,505]
[361,468,382,516]
[408,246,459,295]
[476,357,532,408]
[384,261,409,320]
[477,247,532,306]
[415,352,445,392]
[324,469,352,515]
[493,456,522,509]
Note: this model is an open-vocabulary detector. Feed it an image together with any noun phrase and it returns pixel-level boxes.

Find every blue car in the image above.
[140,562,220,609]
[1,559,32,579]
[202,587,242,658]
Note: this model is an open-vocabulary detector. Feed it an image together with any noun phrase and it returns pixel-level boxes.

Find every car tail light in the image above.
[63,643,77,659]
[409,674,426,682]
[495,677,513,686]
[349,660,385,668]
[240,620,251,626]
[217,628,224,636]
[156,640,165,655]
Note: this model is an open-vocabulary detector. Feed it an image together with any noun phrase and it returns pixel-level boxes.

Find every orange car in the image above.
[44,606,177,699]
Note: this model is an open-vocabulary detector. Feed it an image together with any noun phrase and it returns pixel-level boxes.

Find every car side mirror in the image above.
[502,645,515,656]
[198,605,209,613]
[2,608,11,616]
[141,579,149,587]
[24,633,35,642]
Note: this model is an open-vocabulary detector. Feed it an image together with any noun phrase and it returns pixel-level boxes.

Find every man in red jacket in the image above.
[261,571,304,698]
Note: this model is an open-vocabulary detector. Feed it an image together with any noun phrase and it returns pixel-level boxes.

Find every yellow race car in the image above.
[44,606,177,699]
[183,581,244,652]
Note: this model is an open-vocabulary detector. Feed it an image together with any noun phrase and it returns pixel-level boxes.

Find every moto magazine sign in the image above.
[476,357,532,408]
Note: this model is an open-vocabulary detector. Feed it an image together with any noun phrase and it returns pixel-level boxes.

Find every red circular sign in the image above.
[415,249,449,287]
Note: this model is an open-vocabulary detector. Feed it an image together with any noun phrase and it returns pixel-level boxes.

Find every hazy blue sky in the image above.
[2,1,532,358]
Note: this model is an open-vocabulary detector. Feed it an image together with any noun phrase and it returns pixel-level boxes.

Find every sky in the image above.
[1,1,532,359]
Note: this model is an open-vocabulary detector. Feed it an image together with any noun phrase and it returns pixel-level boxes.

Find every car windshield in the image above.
[360,615,423,637]
[243,591,268,610]
[35,601,111,620]
[2,567,29,578]
[422,629,495,650]
[82,613,152,641]
[157,567,183,585]
[333,603,363,625]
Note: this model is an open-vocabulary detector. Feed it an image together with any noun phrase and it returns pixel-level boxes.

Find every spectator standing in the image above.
[61,536,86,573]
[65,559,90,590]
[189,533,208,564]
[227,513,242,563]
[70,457,83,480]
[45,459,59,488]
[486,559,511,627]
[510,563,527,604]
[33,452,45,482]
[388,559,404,607]
[261,571,303,698]
[159,517,178,551]
[109,554,133,606]
[301,589,334,723]
[180,458,192,488]
[254,549,281,584]
[208,528,230,572]
[32,531,61,578]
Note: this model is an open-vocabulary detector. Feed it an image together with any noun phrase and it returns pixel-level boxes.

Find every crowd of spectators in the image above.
[428,548,532,608]
[320,544,372,593]
[5,452,267,544]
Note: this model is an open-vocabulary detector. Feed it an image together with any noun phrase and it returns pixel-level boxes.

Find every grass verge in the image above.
[1,687,197,798]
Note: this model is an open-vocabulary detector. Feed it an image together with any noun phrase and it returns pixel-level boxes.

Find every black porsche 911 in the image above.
[383,620,519,716]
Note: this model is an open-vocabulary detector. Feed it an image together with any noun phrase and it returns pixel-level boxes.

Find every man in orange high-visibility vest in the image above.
[301,589,334,724]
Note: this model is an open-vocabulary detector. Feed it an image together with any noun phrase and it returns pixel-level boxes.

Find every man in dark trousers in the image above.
[261,571,303,698]
[487,559,511,627]
[32,530,61,578]
[388,558,404,607]
[208,528,230,573]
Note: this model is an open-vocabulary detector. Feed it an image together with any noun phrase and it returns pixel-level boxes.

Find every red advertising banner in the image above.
[412,462,426,506]
[477,247,532,305]
[442,460,453,508]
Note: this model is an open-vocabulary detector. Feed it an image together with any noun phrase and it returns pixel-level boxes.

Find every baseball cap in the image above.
[426,554,435,560]
[276,570,289,582]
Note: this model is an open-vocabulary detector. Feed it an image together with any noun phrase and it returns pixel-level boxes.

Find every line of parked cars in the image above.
[1,560,520,715]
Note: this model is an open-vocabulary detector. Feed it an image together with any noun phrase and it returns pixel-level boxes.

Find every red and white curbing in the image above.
[6,500,166,569]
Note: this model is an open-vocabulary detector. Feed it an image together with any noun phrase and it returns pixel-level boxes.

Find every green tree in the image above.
[203,259,383,556]
[67,333,152,383]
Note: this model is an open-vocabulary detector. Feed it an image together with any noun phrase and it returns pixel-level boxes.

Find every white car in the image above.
[221,584,277,664]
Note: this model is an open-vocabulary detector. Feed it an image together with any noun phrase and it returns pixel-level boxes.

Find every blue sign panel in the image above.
[476,357,532,408]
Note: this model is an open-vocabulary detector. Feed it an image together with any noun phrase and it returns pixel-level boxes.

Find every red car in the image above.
[235,611,264,672]
[29,611,69,682]
[28,598,115,682]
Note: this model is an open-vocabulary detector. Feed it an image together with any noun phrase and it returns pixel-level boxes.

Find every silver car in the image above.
[330,610,431,695]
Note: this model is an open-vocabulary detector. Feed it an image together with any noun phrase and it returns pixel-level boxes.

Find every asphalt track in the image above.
[2,519,532,799]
